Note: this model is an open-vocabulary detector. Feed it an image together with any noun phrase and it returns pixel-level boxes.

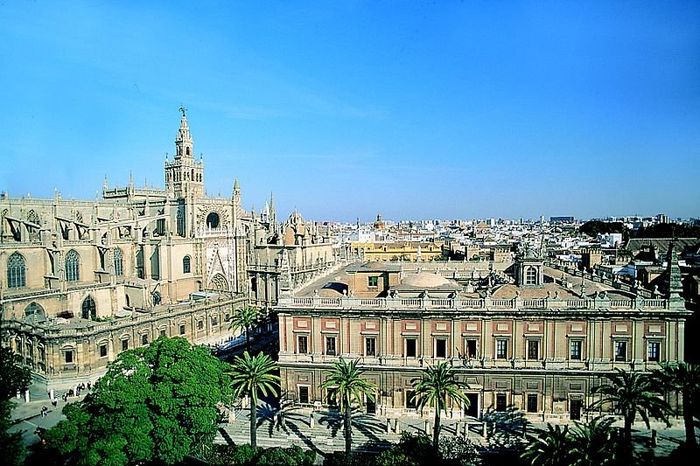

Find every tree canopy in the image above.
[0,345,32,466]
[45,337,232,466]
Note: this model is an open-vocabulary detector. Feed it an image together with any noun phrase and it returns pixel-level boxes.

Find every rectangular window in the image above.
[298,386,309,404]
[496,339,508,359]
[614,341,627,361]
[365,337,376,357]
[327,387,338,407]
[121,339,129,351]
[325,336,336,356]
[406,389,417,409]
[197,320,204,330]
[527,394,538,413]
[99,344,108,358]
[527,340,540,360]
[569,340,582,360]
[406,338,417,357]
[647,341,660,362]
[141,334,148,346]
[368,276,379,287]
[64,351,73,364]
[211,317,218,327]
[160,329,166,337]
[298,335,308,354]
[435,338,447,358]
[466,339,478,359]
[496,393,507,411]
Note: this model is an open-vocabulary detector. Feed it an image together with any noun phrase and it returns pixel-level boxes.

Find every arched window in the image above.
[113,248,123,276]
[525,266,537,285]
[7,252,26,288]
[183,255,191,274]
[24,302,45,318]
[206,212,219,229]
[186,147,190,156]
[177,209,185,237]
[81,296,96,320]
[65,250,80,282]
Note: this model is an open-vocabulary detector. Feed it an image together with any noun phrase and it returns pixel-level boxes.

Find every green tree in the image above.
[320,358,376,457]
[229,351,279,449]
[229,305,262,352]
[412,361,470,450]
[45,337,231,465]
[521,424,571,466]
[653,362,700,448]
[0,345,32,466]
[589,369,670,448]
[567,416,619,466]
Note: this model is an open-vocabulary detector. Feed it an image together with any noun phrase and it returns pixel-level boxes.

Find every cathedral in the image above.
[0,110,339,390]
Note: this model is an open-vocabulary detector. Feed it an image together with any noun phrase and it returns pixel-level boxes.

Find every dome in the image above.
[401,272,454,288]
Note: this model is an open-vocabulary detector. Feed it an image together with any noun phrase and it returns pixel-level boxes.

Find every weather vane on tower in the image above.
[179,105,187,117]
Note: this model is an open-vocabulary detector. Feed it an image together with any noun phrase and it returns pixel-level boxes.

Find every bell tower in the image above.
[165,107,204,199]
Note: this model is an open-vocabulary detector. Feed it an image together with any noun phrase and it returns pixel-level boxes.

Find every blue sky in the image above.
[1,1,698,221]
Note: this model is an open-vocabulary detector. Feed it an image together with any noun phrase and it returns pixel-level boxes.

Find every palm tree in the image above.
[229,351,279,449]
[320,358,376,457]
[567,416,619,466]
[412,361,470,450]
[521,424,571,466]
[589,369,670,447]
[652,362,700,447]
[229,305,261,352]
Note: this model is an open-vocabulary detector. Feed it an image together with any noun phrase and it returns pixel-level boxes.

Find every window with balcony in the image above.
[406,338,417,358]
[647,341,660,362]
[569,340,582,360]
[365,337,376,357]
[614,340,628,362]
[465,339,478,359]
[298,335,308,354]
[325,336,336,356]
[435,338,447,358]
[496,339,508,359]
[368,276,379,288]
[527,340,540,360]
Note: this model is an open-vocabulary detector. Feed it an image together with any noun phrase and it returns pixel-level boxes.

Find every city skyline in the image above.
[1,1,699,221]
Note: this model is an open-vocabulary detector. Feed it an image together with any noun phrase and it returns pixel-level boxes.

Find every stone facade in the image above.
[275,255,689,421]
[0,109,339,389]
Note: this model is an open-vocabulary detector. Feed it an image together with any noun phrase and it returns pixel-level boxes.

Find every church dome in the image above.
[401,272,454,288]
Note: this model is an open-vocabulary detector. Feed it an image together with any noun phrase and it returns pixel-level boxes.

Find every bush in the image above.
[206,444,315,466]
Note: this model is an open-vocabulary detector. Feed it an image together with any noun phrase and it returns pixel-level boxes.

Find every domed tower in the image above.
[165,107,204,199]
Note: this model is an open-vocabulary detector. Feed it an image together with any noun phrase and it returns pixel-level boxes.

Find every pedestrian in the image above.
[40,406,47,418]
[87,382,91,390]
[52,399,57,408]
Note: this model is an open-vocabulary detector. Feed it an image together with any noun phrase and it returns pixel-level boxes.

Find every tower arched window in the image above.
[81,295,96,320]
[7,252,26,288]
[183,255,191,274]
[113,248,123,276]
[525,266,537,285]
[65,250,80,282]
[186,147,190,156]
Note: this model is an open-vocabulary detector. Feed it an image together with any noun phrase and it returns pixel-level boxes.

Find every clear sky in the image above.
[1,1,698,222]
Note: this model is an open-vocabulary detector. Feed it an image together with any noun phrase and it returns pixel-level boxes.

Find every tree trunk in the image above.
[245,328,251,353]
[344,399,352,456]
[624,414,633,450]
[433,407,441,450]
[250,391,257,449]
[683,388,697,447]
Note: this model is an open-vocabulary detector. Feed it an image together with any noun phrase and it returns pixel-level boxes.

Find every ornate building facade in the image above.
[276,247,689,421]
[0,110,339,389]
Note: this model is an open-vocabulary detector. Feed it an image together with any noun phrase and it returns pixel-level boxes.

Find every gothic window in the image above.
[206,212,220,229]
[525,266,537,285]
[81,295,96,320]
[7,252,26,288]
[113,248,123,276]
[177,209,185,237]
[24,302,45,318]
[183,255,191,274]
[65,249,80,282]
[211,273,227,291]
